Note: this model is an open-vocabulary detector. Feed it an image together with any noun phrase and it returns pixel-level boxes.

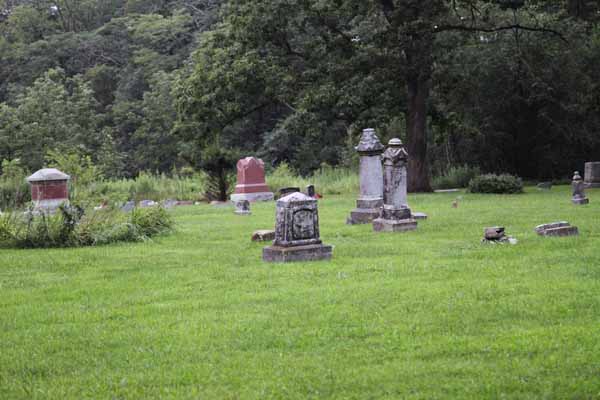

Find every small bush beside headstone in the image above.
[468,174,523,194]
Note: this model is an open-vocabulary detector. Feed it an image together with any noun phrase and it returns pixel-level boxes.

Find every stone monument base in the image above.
[263,243,333,263]
[230,192,274,202]
[347,208,381,224]
[373,218,417,233]
[572,198,589,205]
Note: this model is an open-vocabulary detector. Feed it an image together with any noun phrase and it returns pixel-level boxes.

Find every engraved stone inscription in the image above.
[292,209,315,240]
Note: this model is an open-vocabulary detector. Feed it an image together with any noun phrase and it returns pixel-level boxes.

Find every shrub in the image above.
[0,205,173,249]
[468,173,524,194]
[432,165,481,190]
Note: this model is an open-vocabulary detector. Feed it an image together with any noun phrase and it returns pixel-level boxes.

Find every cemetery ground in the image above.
[1,186,600,399]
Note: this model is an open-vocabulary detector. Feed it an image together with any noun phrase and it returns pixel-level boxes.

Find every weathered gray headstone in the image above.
[537,182,552,190]
[584,162,600,188]
[372,138,417,233]
[347,128,385,224]
[252,230,275,242]
[163,199,178,209]
[263,192,332,262]
[306,184,316,198]
[535,221,579,237]
[482,226,517,244]
[234,200,251,215]
[279,187,300,197]
[572,171,589,205]
[139,200,157,208]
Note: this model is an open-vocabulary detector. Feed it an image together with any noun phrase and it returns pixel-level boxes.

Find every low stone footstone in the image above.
[163,199,178,209]
[234,200,251,215]
[252,230,275,242]
[412,212,428,220]
[348,128,385,225]
[263,192,333,262]
[584,162,600,188]
[572,171,589,205]
[121,201,135,212]
[482,226,517,244]
[373,138,417,233]
[176,200,194,206]
[27,168,70,214]
[537,182,552,190]
[231,157,274,202]
[535,222,579,237]
[279,187,300,197]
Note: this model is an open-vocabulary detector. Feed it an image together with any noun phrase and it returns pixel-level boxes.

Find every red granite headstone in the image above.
[27,168,70,212]
[231,157,274,202]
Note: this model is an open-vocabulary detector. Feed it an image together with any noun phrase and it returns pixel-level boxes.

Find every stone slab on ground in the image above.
[536,221,579,237]
[373,218,417,233]
[230,192,274,202]
[347,208,380,224]
[412,212,428,220]
[263,244,333,262]
[252,230,275,242]
[434,189,460,193]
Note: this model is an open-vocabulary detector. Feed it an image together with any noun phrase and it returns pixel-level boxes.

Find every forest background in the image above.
[1,0,599,197]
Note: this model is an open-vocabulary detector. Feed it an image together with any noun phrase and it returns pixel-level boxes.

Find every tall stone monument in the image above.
[572,171,589,205]
[263,192,333,262]
[584,162,600,188]
[231,157,274,202]
[27,168,70,213]
[347,128,385,224]
[372,139,417,232]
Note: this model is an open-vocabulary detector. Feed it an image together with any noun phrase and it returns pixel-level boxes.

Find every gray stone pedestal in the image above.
[572,171,589,205]
[263,244,333,262]
[347,128,384,224]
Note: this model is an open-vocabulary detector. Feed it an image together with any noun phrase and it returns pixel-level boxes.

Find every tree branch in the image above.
[434,23,568,43]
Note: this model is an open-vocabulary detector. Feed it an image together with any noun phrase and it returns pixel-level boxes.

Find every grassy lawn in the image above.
[1,186,600,399]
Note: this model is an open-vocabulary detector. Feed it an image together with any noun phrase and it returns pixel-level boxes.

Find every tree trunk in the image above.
[406,75,432,192]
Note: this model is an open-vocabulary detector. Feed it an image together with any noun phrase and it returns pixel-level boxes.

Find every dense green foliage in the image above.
[468,173,524,194]
[0,203,173,248]
[1,1,600,191]
[2,188,600,397]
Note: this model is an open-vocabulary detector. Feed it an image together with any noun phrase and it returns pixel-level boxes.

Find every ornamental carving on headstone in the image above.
[347,128,385,224]
[373,138,417,233]
[263,192,332,262]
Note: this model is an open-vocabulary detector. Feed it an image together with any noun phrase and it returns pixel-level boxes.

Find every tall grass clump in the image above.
[0,205,173,249]
[432,165,481,190]
[0,159,30,211]
[267,163,358,196]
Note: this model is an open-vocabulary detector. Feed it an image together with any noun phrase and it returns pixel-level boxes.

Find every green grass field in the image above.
[2,186,600,399]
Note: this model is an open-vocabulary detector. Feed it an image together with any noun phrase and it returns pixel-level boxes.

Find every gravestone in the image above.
[482,226,517,244]
[347,128,385,224]
[306,184,316,198]
[279,187,300,197]
[584,162,600,188]
[535,221,579,237]
[231,157,274,202]
[26,168,70,213]
[412,212,428,220]
[121,201,135,212]
[263,192,333,262]
[372,139,417,232]
[537,182,552,190]
[234,200,251,215]
[572,171,589,205]
[139,200,157,208]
